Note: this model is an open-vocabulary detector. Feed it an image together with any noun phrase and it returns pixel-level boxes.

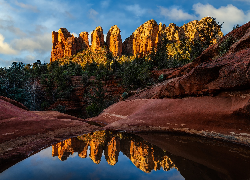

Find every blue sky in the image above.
[0,0,250,68]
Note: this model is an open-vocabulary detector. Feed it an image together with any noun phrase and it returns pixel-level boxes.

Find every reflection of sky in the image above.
[0,147,184,180]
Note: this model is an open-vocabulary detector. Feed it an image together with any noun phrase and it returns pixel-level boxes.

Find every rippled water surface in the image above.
[1,131,250,180]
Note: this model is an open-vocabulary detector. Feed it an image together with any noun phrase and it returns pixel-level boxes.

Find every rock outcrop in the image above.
[106,25,122,57]
[50,17,223,61]
[136,20,250,99]
[122,17,223,56]
[91,26,105,52]
[122,19,159,56]
[50,28,89,62]
[0,98,100,172]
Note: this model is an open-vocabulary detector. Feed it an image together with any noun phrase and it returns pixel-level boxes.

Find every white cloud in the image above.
[71,32,78,37]
[0,34,18,55]
[88,31,92,44]
[159,6,196,21]
[193,3,249,34]
[88,8,99,23]
[14,0,39,13]
[11,33,51,53]
[101,0,110,8]
[104,33,107,42]
[125,4,146,17]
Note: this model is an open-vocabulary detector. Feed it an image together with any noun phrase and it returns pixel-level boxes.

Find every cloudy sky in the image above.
[0,0,250,68]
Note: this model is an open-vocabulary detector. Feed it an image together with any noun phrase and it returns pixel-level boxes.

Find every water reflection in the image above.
[52,131,177,173]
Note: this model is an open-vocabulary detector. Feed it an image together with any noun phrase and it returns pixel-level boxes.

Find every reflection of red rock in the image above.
[52,138,89,161]
[51,132,177,172]
[104,137,120,165]
[89,139,103,164]
[129,141,155,173]
[128,140,176,172]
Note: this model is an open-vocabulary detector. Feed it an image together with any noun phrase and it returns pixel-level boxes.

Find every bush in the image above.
[86,103,101,117]
[219,36,235,56]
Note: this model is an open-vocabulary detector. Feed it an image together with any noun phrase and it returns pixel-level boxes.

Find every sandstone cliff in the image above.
[50,28,89,62]
[122,17,223,57]
[91,26,105,52]
[106,25,122,57]
[50,17,223,61]
[122,19,159,56]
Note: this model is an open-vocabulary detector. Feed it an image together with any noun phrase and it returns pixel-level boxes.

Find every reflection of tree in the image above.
[51,131,177,172]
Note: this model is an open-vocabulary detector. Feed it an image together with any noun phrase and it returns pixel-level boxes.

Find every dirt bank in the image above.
[88,90,250,146]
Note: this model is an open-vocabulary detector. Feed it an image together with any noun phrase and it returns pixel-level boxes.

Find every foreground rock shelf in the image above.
[0,97,101,172]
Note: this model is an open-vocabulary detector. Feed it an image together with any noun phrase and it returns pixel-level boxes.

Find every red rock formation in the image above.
[50,28,89,62]
[50,17,222,61]
[91,26,105,51]
[106,25,122,57]
[122,19,159,56]
[79,32,89,49]
[122,17,223,57]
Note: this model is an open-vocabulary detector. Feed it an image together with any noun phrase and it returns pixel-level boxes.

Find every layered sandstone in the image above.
[91,26,105,52]
[50,28,89,62]
[106,25,122,57]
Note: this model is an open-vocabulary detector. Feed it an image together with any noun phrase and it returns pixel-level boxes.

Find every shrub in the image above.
[219,36,236,56]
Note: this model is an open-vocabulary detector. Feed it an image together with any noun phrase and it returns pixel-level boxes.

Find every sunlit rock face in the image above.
[122,17,223,57]
[106,25,122,57]
[122,19,159,56]
[51,131,177,173]
[50,28,89,62]
[50,17,223,61]
[91,26,105,52]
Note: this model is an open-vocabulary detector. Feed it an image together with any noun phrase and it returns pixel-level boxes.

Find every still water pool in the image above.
[1,131,250,180]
